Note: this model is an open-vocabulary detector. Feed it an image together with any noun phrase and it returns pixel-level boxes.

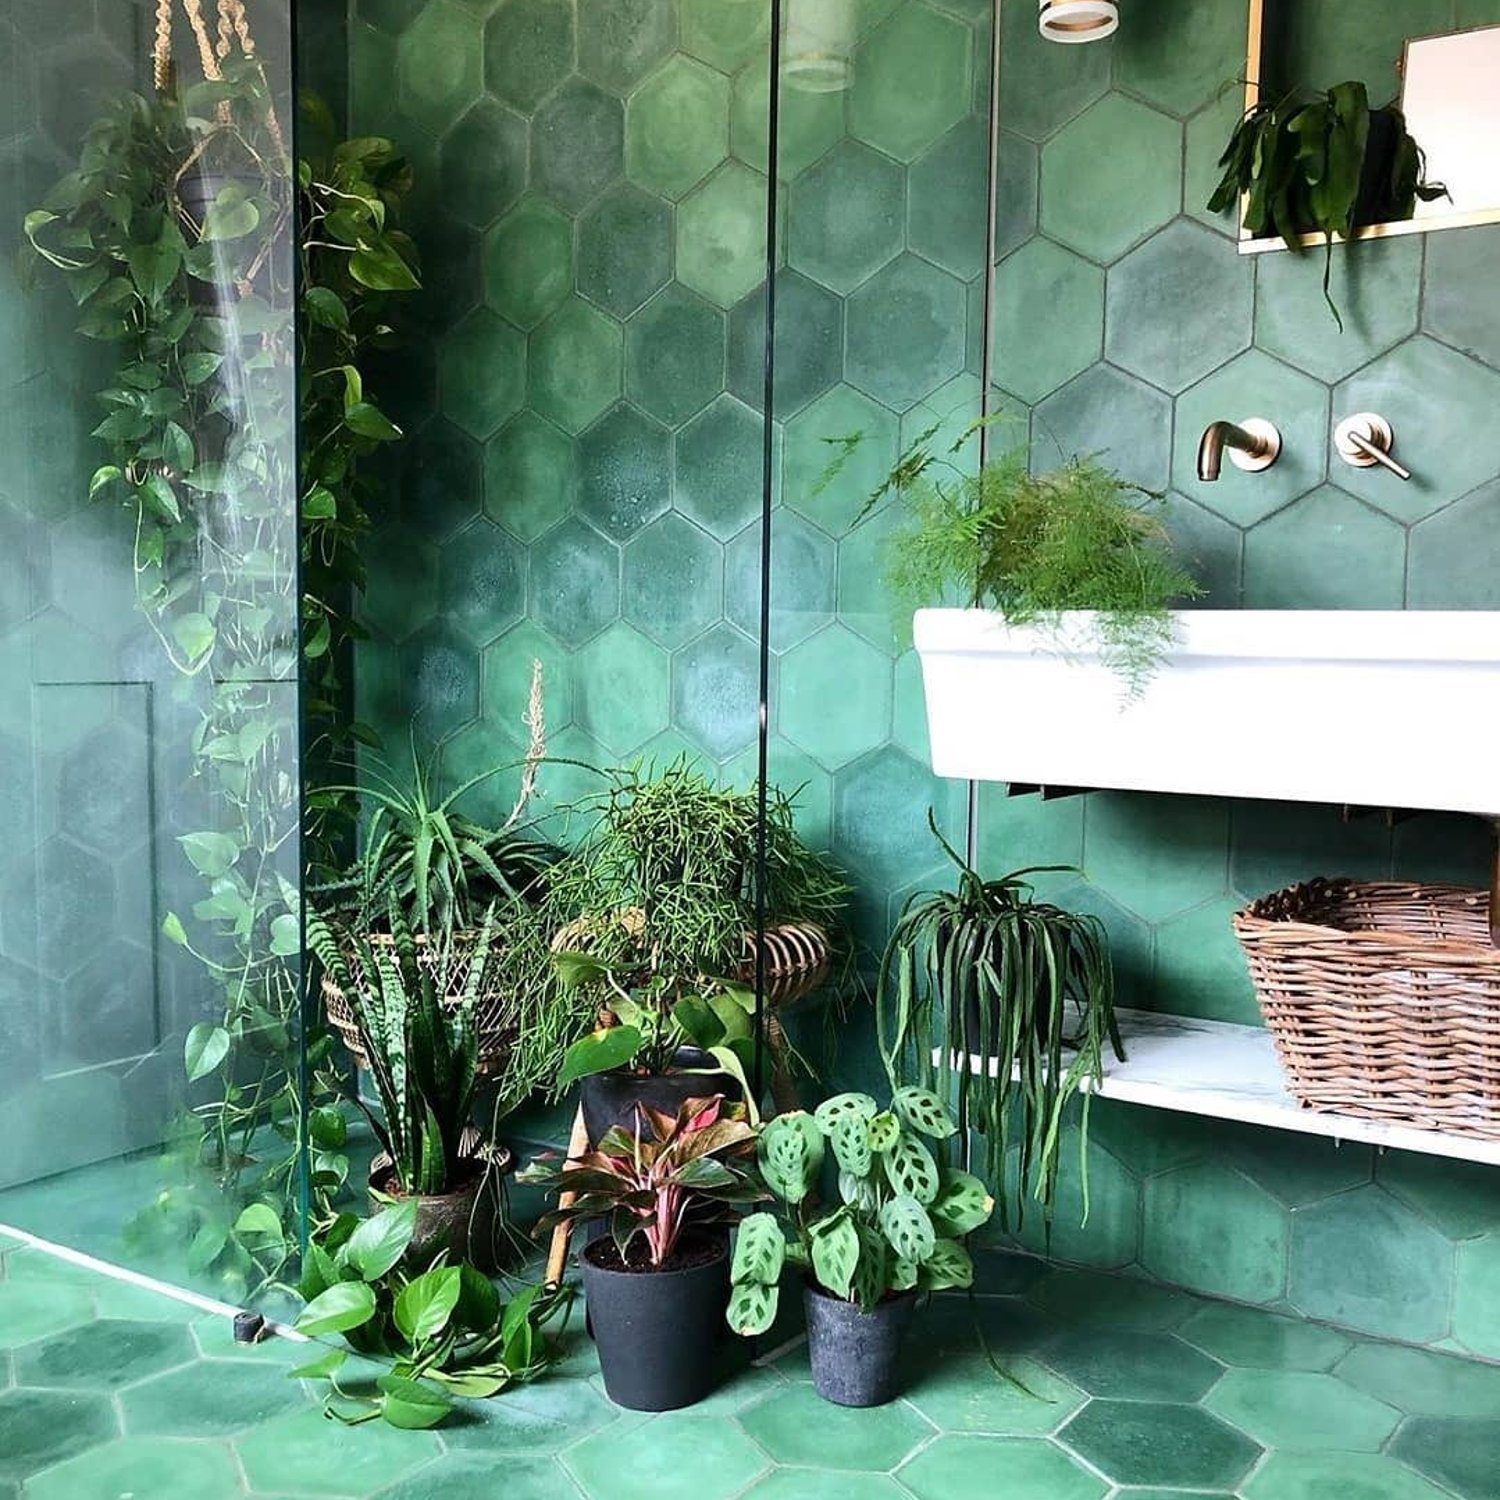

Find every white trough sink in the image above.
[913,609,1500,816]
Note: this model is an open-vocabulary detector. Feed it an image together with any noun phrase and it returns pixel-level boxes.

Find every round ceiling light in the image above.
[1038,0,1119,43]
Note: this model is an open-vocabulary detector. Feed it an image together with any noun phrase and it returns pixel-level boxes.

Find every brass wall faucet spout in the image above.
[1196,419,1282,481]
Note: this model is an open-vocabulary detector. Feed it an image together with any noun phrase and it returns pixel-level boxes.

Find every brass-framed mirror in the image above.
[1239,0,1500,255]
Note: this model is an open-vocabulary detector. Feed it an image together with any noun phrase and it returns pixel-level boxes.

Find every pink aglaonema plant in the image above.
[522,1095,763,1269]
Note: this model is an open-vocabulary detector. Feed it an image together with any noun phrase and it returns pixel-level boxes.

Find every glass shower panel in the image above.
[0,0,304,1302]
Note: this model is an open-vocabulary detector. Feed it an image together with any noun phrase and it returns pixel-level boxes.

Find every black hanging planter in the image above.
[803,1283,917,1408]
[580,1233,730,1411]
[580,1047,738,1145]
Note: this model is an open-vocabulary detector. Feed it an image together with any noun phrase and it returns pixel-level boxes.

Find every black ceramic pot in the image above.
[580,1047,738,1145]
[580,1234,730,1411]
[803,1283,917,1408]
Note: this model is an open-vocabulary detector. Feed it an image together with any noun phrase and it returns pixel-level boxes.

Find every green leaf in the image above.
[139,473,182,523]
[344,401,401,441]
[809,1213,861,1300]
[200,184,260,242]
[814,1093,878,1136]
[930,1170,994,1237]
[180,352,222,386]
[88,465,123,499]
[393,1266,462,1344]
[376,1374,454,1429]
[557,1026,642,1089]
[269,913,301,956]
[302,484,337,520]
[758,1111,823,1205]
[309,1105,348,1150]
[349,245,419,292]
[161,421,195,475]
[304,285,349,330]
[172,612,216,665]
[866,1111,901,1153]
[829,1113,873,1178]
[294,1280,377,1337]
[341,1201,417,1280]
[233,1203,283,1240]
[883,1131,941,1207]
[726,1280,778,1337]
[184,1022,230,1081]
[455,1263,501,1331]
[289,1347,348,1380]
[878,1195,936,1265]
[730,1212,785,1287]
[892,1086,958,1140]
[919,1237,975,1292]
[179,831,239,878]
[161,912,189,947]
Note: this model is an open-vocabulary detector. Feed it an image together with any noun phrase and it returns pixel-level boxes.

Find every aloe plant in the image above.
[726,1088,994,1337]
[307,901,490,1195]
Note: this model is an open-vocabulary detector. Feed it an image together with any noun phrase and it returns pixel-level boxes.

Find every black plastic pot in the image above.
[580,1047,738,1145]
[804,1283,917,1408]
[580,1234,730,1411]
[1355,108,1402,226]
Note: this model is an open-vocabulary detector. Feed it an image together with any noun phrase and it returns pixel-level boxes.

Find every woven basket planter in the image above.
[1234,878,1500,1139]
[321,930,519,1076]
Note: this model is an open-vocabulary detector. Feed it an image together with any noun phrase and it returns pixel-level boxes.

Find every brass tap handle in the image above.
[1335,413,1411,482]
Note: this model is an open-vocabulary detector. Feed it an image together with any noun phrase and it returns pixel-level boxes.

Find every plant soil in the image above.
[584,1234,725,1276]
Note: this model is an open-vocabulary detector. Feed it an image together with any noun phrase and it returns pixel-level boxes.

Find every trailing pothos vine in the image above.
[22,55,419,1297]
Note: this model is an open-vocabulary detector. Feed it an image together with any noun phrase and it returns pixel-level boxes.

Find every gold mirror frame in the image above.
[1239,0,1500,255]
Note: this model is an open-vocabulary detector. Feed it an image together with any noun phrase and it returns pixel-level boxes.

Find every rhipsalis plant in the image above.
[877,819,1122,1230]
[726,1089,994,1337]
[292,1200,573,1428]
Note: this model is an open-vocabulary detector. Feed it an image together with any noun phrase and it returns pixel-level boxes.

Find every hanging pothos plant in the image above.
[21,37,419,1296]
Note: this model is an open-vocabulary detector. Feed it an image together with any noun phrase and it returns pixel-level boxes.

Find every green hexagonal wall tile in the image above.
[567,1411,767,1500]
[1114,0,1245,118]
[1163,492,1242,607]
[728,510,834,652]
[1040,95,1181,264]
[626,56,731,202]
[991,239,1104,404]
[531,80,624,212]
[833,744,965,889]
[672,622,760,759]
[484,620,574,739]
[1243,487,1405,609]
[577,184,672,318]
[730,57,844,180]
[573,622,670,755]
[1454,1233,1500,1360]
[577,0,675,97]
[439,518,525,646]
[528,515,620,646]
[1290,1186,1453,1344]
[396,0,484,135]
[783,385,899,536]
[787,140,905,297]
[1141,1162,1289,1305]
[484,411,577,542]
[1334,338,1500,521]
[440,308,527,440]
[1185,88,1245,237]
[359,523,438,640]
[1034,364,1171,492]
[1378,1150,1500,1242]
[356,0,424,35]
[1243,1452,1453,1500]
[1425,225,1500,370]
[995,0,1111,142]
[901,1435,1106,1500]
[849,4,973,164]
[907,116,990,281]
[483,197,572,331]
[1176,1300,1352,1372]
[1106,220,1253,394]
[1006,1130,1141,1271]
[577,402,672,540]
[1278,0,1451,107]
[677,162,768,309]
[625,285,726,426]
[484,0,573,113]
[726,271,844,417]
[740,1383,933,1469]
[1408,479,1500,610]
[681,0,769,73]
[236,1406,441,1494]
[846,253,967,411]
[401,621,481,734]
[1084,792,1229,922]
[1152,897,1260,1025]
[1204,1368,1400,1453]
[623,512,723,649]
[676,393,766,540]
[529,297,623,434]
[440,99,528,229]
[1060,1400,1260,1490]
[1256,234,1422,384]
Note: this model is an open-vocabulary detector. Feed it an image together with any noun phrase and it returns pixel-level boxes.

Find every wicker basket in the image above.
[1234,878,1500,1139]
[321,930,519,1076]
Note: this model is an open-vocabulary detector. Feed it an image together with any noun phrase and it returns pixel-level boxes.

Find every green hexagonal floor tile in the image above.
[438,1361,614,1453]
[739,1383,933,1470]
[397,0,484,136]
[992,239,1103,404]
[13,1318,191,1389]
[483,197,572,331]
[484,0,573,114]
[573,622,671,756]
[678,162,768,309]
[779,624,893,770]
[738,1471,908,1500]
[623,512,723,650]
[578,184,672,319]
[1337,1341,1500,1419]
[847,253,968,412]
[532,80,624,213]
[901,1435,1106,1500]
[672,622,760,760]
[440,309,527,440]
[0,1281,93,1352]
[566,1411,767,1500]
[1041,95,1180,264]
[529,298,624,435]
[1058,1401,1260,1490]
[440,99,528,230]
[1042,1329,1223,1404]
[1242,487,1405,610]
[373,1451,573,1500]
[440,517,525,646]
[119,1353,309,1438]
[0,1387,118,1484]
[676,393,766,540]
[1205,1368,1399,1453]
[1176,1301,1351,1372]
[236,1405,440,1494]
[25,1434,241,1500]
[849,4,973,164]
[577,402,671,540]
[528,516,620,647]
[484,411,577,543]
[625,286,726,427]
[906,1352,1085,1436]
[1242,1453,1452,1500]
[626,56,730,202]
[577,0,674,96]
[787,140,905,297]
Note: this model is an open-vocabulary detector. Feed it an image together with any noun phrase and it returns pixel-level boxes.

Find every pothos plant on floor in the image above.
[21,32,420,1294]
[292,1199,573,1428]
[727,1088,994,1408]
[878,820,1121,1231]
[1208,80,1445,326]
[520,1094,761,1412]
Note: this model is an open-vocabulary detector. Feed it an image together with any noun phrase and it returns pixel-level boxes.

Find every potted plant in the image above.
[726,1088,994,1407]
[307,900,512,1268]
[292,1199,573,1429]
[1208,80,1446,324]
[877,822,1121,1225]
[520,1095,761,1411]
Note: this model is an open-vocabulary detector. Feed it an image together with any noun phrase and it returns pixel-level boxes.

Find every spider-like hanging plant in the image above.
[876,816,1123,1228]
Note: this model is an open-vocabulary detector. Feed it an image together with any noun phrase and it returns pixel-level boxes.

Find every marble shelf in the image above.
[938,1006,1500,1168]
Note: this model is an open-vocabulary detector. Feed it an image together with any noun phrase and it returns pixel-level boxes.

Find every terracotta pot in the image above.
[368,1143,513,1271]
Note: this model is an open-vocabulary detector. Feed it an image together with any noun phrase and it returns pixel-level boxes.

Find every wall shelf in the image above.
[938,1007,1500,1168]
